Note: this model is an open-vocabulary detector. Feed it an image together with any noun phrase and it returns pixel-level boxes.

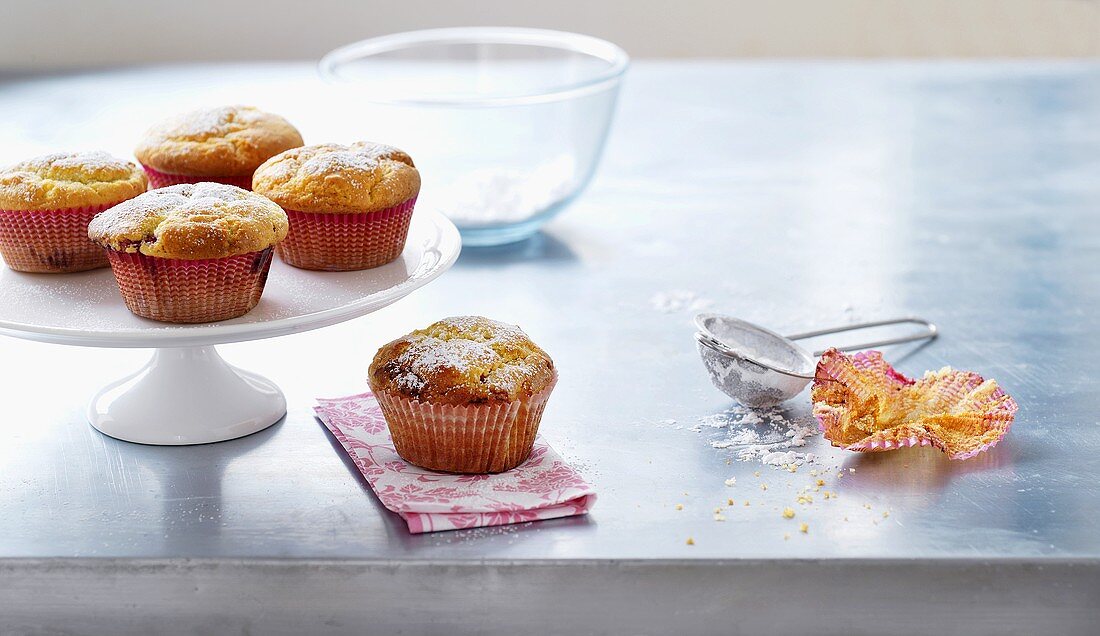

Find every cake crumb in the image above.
[727,498,735,506]
[882,511,890,518]
[686,537,695,546]
[782,507,795,519]
[799,522,809,533]
[754,471,761,477]
[816,479,825,487]
[675,504,684,511]
[760,484,768,491]
[724,477,737,487]
[863,503,872,510]
[713,513,727,522]
[784,533,791,540]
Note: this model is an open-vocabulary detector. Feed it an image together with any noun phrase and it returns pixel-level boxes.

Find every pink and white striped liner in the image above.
[141,165,254,190]
[315,392,596,534]
[812,349,1018,460]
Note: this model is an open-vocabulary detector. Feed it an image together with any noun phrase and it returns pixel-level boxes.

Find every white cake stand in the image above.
[0,210,461,445]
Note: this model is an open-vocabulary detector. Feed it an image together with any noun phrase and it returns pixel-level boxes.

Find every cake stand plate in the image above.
[0,209,461,445]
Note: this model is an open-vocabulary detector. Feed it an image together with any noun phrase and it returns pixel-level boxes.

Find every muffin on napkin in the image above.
[0,151,147,273]
[136,105,303,189]
[368,316,557,473]
[316,392,595,533]
[88,182,288,323]
[252,141,420,271]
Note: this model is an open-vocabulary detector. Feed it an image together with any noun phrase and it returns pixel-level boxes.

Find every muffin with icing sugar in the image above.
[0,151,147,272]
[252,141,420,271]
[369,316,557,473]
[89,182,288,323]
[135,105,303,190]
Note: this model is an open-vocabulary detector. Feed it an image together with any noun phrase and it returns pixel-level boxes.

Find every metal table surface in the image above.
[1,62,1099,635]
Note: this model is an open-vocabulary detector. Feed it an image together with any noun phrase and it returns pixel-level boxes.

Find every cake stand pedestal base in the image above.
[87,346,286,445]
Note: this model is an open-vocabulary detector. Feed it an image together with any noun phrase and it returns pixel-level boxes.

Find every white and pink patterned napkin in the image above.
[315,393,597,534]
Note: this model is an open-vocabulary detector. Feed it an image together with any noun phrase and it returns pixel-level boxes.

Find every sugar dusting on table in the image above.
[649,290,713,314]
[694,404,819,467]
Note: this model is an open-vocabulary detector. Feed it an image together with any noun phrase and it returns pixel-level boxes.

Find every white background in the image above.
[2,0,1099,70]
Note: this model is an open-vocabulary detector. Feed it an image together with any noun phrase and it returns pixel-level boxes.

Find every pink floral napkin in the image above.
[315,393,597,534]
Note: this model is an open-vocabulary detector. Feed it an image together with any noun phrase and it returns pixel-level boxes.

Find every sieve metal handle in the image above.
[785,317,938,357]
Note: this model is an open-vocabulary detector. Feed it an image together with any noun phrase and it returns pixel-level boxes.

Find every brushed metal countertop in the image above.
[0,61,1098,635]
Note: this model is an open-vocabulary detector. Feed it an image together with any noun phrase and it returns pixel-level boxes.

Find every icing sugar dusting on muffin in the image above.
[135,105,304,177]
[298,144,408,176]
[369,316,555,404]
[8,151,135,177]
[157,106,257,141]
[88,182,288,260]
[390,339,496,394]
[252,141,419,214]
[0,150,147,210]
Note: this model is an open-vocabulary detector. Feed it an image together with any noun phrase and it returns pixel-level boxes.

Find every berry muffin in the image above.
[252,141,420,271]
[135,106,303,189]
[0,151,147,273]
[88,183,288,323]
[368,316,557,474]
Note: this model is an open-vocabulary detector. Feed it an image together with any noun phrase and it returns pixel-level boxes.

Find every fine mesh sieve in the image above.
[694,314,938,407]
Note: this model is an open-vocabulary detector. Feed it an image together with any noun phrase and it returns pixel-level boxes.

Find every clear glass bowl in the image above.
[319,28,628,246]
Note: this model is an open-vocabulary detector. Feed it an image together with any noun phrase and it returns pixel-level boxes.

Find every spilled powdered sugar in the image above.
[649,290,713,314]
[693,404,819,467]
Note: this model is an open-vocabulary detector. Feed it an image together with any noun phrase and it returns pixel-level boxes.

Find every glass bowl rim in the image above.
[318,27,630,107]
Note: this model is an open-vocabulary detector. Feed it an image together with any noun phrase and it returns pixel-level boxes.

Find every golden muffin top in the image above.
[135,106,304,177]
[252,141,420,214]
[0,151,147,211]
[369,316,556,405]
[88,182,288,260]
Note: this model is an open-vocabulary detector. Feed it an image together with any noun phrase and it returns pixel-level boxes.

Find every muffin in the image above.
[135,105,303,190]
[369,316,557,474]
[252,141,420,271]
[88,182,288,323]
[0,151,147,273]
